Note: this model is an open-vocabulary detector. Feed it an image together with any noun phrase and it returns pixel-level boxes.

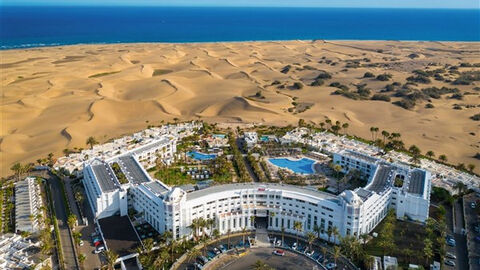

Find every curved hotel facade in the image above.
[83,137,431,242]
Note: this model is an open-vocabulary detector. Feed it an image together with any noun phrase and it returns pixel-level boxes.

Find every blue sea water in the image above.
[269,157,316,174]
[1,6,479,49]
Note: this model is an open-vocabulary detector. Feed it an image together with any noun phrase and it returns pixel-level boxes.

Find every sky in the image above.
[1,0,479,9]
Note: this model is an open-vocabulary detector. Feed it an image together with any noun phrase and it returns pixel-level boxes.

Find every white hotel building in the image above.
[83,138,431,242]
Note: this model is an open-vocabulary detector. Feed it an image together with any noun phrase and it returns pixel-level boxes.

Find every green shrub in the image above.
[363,72,375,78]
[376,73,392,81]
[371,94,391,102]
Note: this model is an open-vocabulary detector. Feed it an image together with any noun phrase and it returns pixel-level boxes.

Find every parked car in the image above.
[471,202,477,209]
[217,245,226,253]
[445,260,456,267]
[193,262,203,269]
[198,256,209,264]
[79,240,84,246]
[446,252,456,259]
[273,249,285,256]
[212,247,221,255]
[94,245,105,254]
[326,263,337,269]
[275,240,282,246]
[292,242,298,250]
[306,250,315,257]
[94,241,102,247]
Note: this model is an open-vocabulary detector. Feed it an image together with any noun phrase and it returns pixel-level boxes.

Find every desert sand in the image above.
[1,40,479,176]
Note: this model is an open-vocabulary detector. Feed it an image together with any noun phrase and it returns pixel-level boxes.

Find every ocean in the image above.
[1,6,479,49]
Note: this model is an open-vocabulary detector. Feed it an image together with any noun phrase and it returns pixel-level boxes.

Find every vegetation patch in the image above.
[376,73,392,81]
[471,113,480,121]
[111,162,129,184]
[88,71,120,78]
[371,94,391,102]
[152,69,172,76]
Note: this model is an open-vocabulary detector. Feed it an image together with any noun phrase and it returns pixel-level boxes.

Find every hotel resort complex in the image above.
[79,122,431,244]
[4,121,479,270]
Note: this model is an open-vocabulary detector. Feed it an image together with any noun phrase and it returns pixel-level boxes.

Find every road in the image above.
[445,199,469,270]
[463,193,480,270]
[64,177,102,269]
[49,174,79,270]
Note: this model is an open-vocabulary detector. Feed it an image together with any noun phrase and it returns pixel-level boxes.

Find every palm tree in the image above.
[10,163,22,181]
[143,238,154,252]
[227,229,232,249]
[306,232,316,251]
[321,246,327,264]
[327,227,333,243]
[188,218,200,241]
[439,154,448,163]
[269,212,275,228]
[426,151,435,159]
[319,122,325,130]
[86,136,98,149]
[342,123,349,135]
[163,230,173,245]
[102,250,119,270]
[381,130,390,144]
[325,119,332,129]
[250,216,256,228]
[207,217,215,237]
[360,234,369,249]
[364,255,375,270]
[187,248,201,264]
[313,224,321,239]
[212,229,220,242]
[467,164,476,173]
[423,238,433,265]
[333,246,341,267]
[408,145,421,164]
[153,249,169,269]
[293,221,303,248]
[331,226,339,244]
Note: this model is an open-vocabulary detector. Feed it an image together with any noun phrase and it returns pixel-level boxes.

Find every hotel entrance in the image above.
[254,209,269,229]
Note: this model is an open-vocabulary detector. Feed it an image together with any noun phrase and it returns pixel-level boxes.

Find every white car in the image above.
[306,250,315,257]
[446,252,456,259]
[292,242,298,250]
[326,263,337,269]
[275,240,282,246]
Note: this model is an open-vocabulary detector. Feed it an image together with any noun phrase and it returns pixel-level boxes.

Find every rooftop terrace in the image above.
[118,156,151,185]
[92,162,119,192]
[408,170,426,195]
[366,165,394,194]
[186,182,338,202]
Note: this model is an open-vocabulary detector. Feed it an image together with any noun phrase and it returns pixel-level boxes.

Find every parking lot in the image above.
[178,232,353,270]
[464,192,480,269]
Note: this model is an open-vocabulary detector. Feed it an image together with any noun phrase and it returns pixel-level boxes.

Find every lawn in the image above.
[154,167,194,186]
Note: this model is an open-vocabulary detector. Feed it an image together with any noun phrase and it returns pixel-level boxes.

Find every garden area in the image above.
[366,209,446,268]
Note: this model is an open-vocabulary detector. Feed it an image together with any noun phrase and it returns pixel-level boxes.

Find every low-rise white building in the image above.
[244,132,258,148]
[15,177,43,233]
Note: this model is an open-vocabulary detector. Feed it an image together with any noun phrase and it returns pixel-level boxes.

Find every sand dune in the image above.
[1,40,480,176]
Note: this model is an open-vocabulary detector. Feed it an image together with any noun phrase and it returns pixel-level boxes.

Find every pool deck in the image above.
[267,156,318,175]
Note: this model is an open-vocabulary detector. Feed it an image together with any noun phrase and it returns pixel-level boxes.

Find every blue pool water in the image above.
[212,134,226,139]
[1,7,479,49]
[268,158,316,174]
[188,151,216,160]
[260,136,270,142]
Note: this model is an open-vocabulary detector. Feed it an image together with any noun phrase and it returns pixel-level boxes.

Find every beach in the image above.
[1,40,479,176]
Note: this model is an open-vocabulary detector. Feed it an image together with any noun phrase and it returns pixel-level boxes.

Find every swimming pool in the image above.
[268,157,316,174]
[188,151,216,160]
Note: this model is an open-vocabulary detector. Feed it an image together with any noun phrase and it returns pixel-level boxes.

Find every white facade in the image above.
[15,177,43,233]
[244,132,258,148]
[83,141,431,242]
